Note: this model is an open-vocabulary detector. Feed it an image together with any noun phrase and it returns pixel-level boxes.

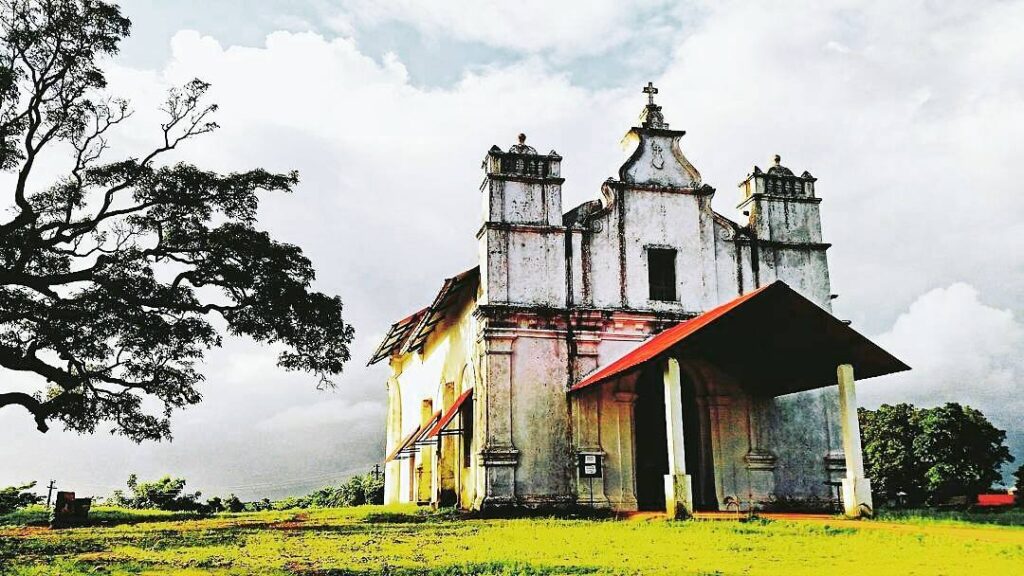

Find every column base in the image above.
[841,477,874,518]
[664,474,693,519]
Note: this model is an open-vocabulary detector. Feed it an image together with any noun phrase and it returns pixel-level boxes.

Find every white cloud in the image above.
[4,0,1024,495]
[863,283,1024,429]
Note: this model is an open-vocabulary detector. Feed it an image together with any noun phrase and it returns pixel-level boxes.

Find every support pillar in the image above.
[663,357,693,519]
[435,382,458,507]
[477,331,519,509]
[417,399,434,505]
[572,335,609,508]
[837,363,873,518]
[383,377,403,505]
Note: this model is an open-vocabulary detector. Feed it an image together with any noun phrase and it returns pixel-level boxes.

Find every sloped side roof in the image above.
[383,410,441,463]
[367,308,428,366]
[367,266,479,366]
[402,267,479,355]
[571,281,910,396]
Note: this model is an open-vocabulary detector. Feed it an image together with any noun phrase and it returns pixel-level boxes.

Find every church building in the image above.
[369,85,908,518]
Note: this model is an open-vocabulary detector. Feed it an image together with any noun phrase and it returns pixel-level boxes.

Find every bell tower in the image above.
[478,134,566,307]
[738,155,832,308]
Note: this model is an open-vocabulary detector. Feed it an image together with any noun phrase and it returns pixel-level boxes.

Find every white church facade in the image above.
[370,86,908,518]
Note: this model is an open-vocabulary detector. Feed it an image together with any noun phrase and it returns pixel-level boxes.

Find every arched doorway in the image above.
[634,363,668,510]
[633,360,718,511]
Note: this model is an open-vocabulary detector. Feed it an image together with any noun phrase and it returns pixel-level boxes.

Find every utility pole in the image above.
[45,480,56,508]
[371,464,381,480]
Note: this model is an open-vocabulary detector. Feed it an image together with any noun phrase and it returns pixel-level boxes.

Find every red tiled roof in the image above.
[572,284,772,391]
[571,281,909,395]
[367,308,428,366]
[368,267,479,366]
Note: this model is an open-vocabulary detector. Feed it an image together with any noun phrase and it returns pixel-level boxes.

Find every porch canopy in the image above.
[570,281,909,396]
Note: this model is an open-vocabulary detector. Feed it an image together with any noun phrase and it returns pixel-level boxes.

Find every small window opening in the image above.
[648,248,677,301]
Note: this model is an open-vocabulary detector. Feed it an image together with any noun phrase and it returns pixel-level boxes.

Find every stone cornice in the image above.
[476,221,566,239]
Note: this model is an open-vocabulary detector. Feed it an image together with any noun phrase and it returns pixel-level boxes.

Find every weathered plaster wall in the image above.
[385,290,479,505]
[509,333,573,504]
[385,116,844,512]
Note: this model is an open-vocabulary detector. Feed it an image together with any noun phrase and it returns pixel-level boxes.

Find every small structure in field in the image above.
[50,491,91,528]
[370,85,909,518]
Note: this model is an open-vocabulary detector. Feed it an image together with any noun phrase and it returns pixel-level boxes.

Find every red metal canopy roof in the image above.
[571,281,909,396]
[423,387,473,439]
[384,410,441,462]
[384,424,422,463]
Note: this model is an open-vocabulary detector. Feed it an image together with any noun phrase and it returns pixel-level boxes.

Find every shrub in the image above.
[224,494,245,513]
[272,473,386,510]
[0,483,41,515]
[114,474,203,511]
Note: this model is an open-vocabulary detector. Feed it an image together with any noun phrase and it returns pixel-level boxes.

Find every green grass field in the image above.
[2,505,1022,575]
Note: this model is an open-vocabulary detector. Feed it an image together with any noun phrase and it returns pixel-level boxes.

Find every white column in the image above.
[383,377,403,505]
[837,363,873,518]
[663,357,693,519]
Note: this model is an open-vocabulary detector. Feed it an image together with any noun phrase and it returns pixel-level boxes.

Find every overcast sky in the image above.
[2,0,1023,499]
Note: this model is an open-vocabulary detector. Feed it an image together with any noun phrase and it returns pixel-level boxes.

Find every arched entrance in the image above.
[633,360,717,511]
[634,363,668,510]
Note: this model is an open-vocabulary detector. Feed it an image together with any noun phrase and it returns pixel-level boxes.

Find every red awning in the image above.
[571,281,909,396]
[412,411,442,447]
[423,388,473,439]
[384,411,441,462]
[384,424,422,463]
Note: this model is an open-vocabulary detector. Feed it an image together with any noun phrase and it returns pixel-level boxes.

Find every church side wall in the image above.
[509,333,574,506]
[388,295,479,505]
[768,389,840,503]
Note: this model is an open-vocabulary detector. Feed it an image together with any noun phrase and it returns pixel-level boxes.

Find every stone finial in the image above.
[508,132,537,155]
[767,154,794,177]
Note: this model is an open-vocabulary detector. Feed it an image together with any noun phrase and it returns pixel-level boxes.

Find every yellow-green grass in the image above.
[2,505,1022,575]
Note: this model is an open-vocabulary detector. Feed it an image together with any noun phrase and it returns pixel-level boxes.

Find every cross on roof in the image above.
[643,82,658,105]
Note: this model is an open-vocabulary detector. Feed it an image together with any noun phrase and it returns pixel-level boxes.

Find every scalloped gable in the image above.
[618,127,702,189]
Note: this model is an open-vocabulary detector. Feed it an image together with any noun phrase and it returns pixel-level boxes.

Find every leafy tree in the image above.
[119,473,201,511]
[0,481,40,514]
[204,495,224,514]
[223,494,244,513]
[914,403,1013,501]
[859,404,927,505]
[0,0,354,441]
[859,402,1013,505]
